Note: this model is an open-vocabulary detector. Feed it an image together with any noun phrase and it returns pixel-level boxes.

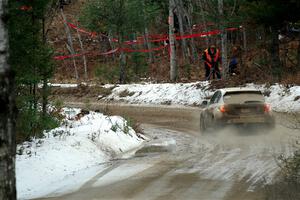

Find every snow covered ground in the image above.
[16,108,146,199]
[100,82,300,113]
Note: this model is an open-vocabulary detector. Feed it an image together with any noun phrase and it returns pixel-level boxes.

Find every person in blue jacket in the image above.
[228,46,239,76]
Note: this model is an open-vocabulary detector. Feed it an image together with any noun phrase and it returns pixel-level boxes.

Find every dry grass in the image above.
[118,89,135,98]
[281,71,300,85]
[265,133,300,200]
[51,85,113,98]
[266,168,299,198]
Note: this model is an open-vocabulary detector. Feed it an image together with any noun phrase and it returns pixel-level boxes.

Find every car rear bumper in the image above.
[216,114,275,125]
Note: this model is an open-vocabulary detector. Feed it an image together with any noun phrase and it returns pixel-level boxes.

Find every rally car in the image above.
[200,88,275,132]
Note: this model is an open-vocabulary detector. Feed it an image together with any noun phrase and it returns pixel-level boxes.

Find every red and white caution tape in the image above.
[67,22,97,37]
[54,44,168,60]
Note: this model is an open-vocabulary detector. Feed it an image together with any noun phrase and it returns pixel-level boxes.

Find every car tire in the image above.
[200,115,207,133]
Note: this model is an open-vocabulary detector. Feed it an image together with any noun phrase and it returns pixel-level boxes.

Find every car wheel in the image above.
[200,115,207,133]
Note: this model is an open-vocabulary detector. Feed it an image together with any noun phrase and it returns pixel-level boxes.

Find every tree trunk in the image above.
[142,0,154,64]
[76,26,88,81]
[221,31,228,78]
[169,0,177,81]
[297,34,300,71]
[41,77,48,118]
[42,18,48,117]
[119,50,126,84]
[176,0,188,62]
[242,26,247,53]
[61,9,79,80]
[218,0,228,79]
[270,26,282,80]
[118,34,126,84]
[31,4,38,111]
[108,31,116,62]
[198,0,209,47]
[144,27,154,63]
[184,6,197,62]
[0,0,17,199]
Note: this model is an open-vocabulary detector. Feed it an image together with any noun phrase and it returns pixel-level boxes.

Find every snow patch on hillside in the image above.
[103,82,211,106]
[48,82,300,112]
[102,82,300,113]
[264,85,300,113]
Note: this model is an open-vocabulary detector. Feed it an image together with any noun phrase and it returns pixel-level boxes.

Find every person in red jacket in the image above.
[202,45,221,80]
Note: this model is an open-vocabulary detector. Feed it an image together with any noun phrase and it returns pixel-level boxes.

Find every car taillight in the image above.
[264,104,271,112]
[219,105,226,113]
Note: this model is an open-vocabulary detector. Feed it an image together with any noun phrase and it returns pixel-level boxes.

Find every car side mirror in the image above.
[201,100,208,107]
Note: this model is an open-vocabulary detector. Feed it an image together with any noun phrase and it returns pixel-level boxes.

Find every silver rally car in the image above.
[200,87,275,132]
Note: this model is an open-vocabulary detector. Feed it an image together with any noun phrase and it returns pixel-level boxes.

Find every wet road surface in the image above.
[39,103,299,200]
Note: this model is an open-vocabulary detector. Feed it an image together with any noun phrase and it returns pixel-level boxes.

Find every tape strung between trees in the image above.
[54,22,239,61]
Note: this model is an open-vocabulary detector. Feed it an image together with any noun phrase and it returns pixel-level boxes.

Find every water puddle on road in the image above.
[135,138,177,157]
[135,145,170,154]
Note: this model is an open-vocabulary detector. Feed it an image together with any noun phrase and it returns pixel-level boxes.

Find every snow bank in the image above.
[16,108,145,199]
[50,83,78,88]
[102,82,300,113]
[264,84,300,113]
[103,82,212,106]
[48,81,300,112]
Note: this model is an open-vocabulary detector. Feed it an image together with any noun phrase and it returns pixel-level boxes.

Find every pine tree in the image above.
[8,0,55,141]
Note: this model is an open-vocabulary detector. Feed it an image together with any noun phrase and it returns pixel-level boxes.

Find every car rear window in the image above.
[223,91,264,104]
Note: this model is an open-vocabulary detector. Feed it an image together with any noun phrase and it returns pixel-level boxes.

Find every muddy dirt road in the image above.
[41,103,299,200]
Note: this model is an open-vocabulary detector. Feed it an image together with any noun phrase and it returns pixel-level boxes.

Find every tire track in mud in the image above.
[179,127,297,189]
[44,159,181,200]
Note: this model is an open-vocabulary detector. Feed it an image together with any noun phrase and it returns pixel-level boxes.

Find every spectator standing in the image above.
[228,46,240,76]
[202,45,221,80]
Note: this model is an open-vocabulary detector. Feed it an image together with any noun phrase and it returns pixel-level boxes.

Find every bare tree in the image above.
[297,34,300,70]
[175,0,188,62]
[174,0,197,63]
[144,27,155,63]
[142,0,154,63]
[218,0,228,79]
[61,9,79,80]
[76,24,88,81]
[185,0,198,62]
[0,0,16,199]
[242,26,247,53]
[169,0,177,81]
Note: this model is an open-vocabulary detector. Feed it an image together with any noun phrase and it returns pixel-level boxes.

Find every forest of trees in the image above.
[0,0,300,199]
[53,0,300,83]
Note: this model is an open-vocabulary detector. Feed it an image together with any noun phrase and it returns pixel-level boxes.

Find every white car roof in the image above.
[218,87,262,95]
